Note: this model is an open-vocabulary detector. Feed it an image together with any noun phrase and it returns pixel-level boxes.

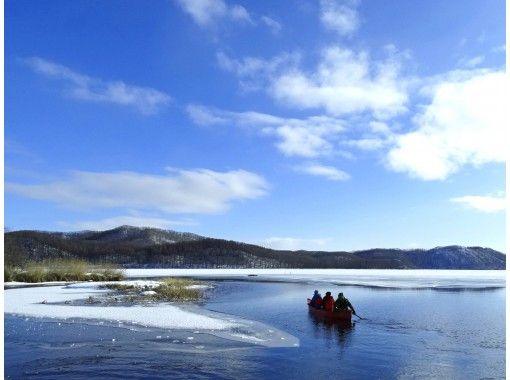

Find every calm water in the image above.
[5,279,505,379]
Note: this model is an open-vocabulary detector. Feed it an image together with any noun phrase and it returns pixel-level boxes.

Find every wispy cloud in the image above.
[387,69,506,180]
[23,57,171,114]
[261,237,331,251]
[260,15,282,34]
[5,139,36,158]
[59,215,197,231]
[344,137,389,151]
[176,0,283,34]
[491,44,506,53]
[320,0,360,36]
[457,55,485,68]
[216,51,299,91]
[6,168,269,214]
[175,0,253,27]
[186,104,345,157]
[451,195,506,213]
[294,163,350,181]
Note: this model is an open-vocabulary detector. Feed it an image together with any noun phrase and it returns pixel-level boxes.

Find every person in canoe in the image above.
[334,293,356,315]
[322,291,335,312]
[309,290,323,309]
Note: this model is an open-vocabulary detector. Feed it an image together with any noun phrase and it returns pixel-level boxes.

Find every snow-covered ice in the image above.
[4,284,234,330]
[123,269,505,289]
[4,281,299,348]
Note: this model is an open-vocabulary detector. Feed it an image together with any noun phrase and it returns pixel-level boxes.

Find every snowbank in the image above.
[4,284,235,330]
[4,282,300,348]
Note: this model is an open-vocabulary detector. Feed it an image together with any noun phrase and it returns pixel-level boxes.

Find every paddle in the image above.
[353,312,366,320]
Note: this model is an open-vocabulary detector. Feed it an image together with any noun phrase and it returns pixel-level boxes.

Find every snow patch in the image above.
[4,285,234,330]
[4,284,299,348]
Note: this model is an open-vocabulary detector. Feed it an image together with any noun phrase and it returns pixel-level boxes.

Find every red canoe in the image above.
[307,298,352,322]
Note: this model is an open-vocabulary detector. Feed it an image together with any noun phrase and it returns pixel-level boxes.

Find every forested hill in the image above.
[4,226,505,270]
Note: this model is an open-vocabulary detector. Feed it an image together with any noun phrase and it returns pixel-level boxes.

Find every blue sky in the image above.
[4,0,506,252]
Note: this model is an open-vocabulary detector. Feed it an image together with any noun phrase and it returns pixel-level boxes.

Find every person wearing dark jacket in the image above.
[334,293,356,315]
[322,291,334,312]
[309,290,322,309]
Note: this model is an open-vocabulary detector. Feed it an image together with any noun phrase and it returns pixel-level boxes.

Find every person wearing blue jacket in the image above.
[309,290,322,309]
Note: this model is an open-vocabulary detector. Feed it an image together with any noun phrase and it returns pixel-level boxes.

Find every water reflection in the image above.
[307,311,356,351]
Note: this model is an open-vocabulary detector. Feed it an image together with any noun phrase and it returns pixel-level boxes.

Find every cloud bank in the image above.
[387,69,506,180]
[6,168,269,214]
[271,46,409,118]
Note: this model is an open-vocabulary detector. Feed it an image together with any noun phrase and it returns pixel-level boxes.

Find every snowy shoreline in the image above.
[4,280,299,348]
[4,282,234,330]
[5,269,505,290]
[4,269,503,349]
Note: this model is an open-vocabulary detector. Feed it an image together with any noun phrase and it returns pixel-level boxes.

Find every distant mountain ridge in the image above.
[4,226,505,270]
[51,225,204,247]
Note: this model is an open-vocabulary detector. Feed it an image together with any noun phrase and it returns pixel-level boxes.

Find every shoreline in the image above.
[4,280,299,348]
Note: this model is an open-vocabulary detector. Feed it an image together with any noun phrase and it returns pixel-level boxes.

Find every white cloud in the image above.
[24,57,171,115]
[271,46,409,118]
[272,125,333,157]
[260,16,282,34]
[217,51,289,77]
[60,216,197,231]
[458,55,485,68]
[320,0,360,36]
[451,195,506,213]
[230,4,254,23]
[187,104,283,126]
[387,69,506,180]
[345,138,388,151]
[176,0,253,26]
[186,104,345,157]
[294,163,350,181]
[216,51,299,91]
[186,103,233,125]
[369,121,392,135]
[262,237,331,251]
[176,0,284,33]
[6,168,269,214]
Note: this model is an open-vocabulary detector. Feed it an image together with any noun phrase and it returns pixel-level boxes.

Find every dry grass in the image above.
[102,283,137,291]
[4,259,124,283]
[153,279,202,301]
[102,277,204,302]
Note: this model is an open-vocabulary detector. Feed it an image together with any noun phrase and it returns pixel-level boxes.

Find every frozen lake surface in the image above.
[5,270,506,379]
[124,268,506,289]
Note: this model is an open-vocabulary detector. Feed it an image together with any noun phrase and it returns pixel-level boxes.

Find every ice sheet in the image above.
[123,269,506,289]
[4,283,299,348]
[4,285,233,330]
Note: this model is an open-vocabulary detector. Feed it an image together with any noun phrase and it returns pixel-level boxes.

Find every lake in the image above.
[4,271,506,379]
